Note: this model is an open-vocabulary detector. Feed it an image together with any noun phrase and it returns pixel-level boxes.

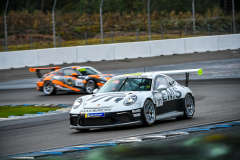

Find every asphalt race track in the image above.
[0,50,240,158]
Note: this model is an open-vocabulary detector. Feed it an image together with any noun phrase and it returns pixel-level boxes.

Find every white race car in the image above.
[69,69,202,131]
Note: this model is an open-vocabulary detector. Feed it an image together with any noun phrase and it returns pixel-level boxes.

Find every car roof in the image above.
[61,66,92,70]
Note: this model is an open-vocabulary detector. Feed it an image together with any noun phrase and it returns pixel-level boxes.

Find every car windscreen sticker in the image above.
[85,113,105,118]
[78,68,87,72]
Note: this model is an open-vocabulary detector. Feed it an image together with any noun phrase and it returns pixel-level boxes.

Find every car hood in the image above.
[83,92,141,109]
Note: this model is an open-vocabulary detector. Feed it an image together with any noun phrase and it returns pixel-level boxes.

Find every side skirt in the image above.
[156,111,183,121]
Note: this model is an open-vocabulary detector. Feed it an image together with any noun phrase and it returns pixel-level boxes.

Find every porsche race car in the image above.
[29,66,113,95]
[69,68,202,131]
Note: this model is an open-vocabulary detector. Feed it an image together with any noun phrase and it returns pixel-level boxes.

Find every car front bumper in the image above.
[69,109,142,129]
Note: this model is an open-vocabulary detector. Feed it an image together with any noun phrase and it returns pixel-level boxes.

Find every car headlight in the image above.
[73,98,82,109]
[124,95,137,106]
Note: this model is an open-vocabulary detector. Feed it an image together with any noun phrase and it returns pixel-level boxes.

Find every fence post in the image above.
[136,28,139,42]
[85,32,87,45]
[232,0,236,34]
[185,25,187,37]
[192,0,196,37]
[231,23,233,34]
[4,0,9,51]
[31,36,33,49]
[111,30,113,43]
[147,0,151,41]
[3,38,4,52]
[52,0,57,48]
[208,24,210,36]
[58,34,61,47]
[161,27,163,39]
[100,0,104,44]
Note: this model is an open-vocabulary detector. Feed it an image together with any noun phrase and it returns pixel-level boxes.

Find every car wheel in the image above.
[142,99,156,126]
[43,81,56,95]
[177,94,195,120]
[86,80,96,94]
[184,94,195,119]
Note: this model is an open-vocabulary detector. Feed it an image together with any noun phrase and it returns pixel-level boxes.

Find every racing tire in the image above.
[142,99,156,126]
[43,81,56,95]
[177,94,195,120]
[86,80,96,94]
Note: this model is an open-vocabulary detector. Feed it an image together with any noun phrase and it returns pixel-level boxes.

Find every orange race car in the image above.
[29,66,114,95]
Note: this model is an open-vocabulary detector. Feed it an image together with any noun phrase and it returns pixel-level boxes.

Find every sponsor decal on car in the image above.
[85,112,105,118]
[80,108,112,113]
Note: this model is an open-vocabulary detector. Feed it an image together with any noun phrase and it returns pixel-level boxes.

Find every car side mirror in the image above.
[157,85,167,92]
[93,89,99,94]
[71,73,78,77]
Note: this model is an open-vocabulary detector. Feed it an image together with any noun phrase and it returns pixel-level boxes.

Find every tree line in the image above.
[1,0,239,16]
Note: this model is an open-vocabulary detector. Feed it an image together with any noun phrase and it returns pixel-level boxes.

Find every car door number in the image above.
[75,79,83,86]
[156,98,163,107]
[155,93,163,107]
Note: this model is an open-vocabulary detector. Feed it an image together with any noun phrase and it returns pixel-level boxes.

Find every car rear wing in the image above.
[154,68,202,87]
[29,67,61,78]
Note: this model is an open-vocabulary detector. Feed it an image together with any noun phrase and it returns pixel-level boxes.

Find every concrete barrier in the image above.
[77,44,115,63]
[218,34,240,50]
[0,50,39,69]
[185,36,219,53]
[1,34,240,70]
[114,41,151,59]
[150,39,185,57]
[38,47,77,66]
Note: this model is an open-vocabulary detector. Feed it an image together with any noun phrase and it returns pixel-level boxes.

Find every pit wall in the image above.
[0,34,240,69]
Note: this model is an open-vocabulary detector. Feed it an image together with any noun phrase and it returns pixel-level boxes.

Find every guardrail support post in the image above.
[85,32,87,45]
[31,36,33,49]
[111,30,113,43]
[185,25,187,37]
[136,28,139,42]
[161,27,163,39]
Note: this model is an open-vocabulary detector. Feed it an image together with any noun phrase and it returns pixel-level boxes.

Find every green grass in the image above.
[0,34,200,52]
[0,106,62,118]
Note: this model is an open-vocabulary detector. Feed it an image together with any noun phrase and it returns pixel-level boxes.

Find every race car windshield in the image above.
[77,67,100,75]
[98,78,152,93]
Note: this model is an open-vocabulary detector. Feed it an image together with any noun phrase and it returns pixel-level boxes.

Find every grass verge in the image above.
[0,106,62,118]
[1,34,199,52]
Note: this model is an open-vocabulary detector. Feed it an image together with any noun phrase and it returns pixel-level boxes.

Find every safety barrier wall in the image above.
[0,34,240,69]
[38,47,77,66]
[218,34,240,50]
[114,41,151,59]
[0,50,39,69]
[150,39,185,57]
[77,44,115,63]
[184,36,219,53]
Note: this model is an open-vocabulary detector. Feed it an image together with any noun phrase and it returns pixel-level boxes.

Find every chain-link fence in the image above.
[1,8,239,52]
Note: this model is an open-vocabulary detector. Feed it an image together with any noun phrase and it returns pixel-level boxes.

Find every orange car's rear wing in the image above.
[29,67,61,78]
